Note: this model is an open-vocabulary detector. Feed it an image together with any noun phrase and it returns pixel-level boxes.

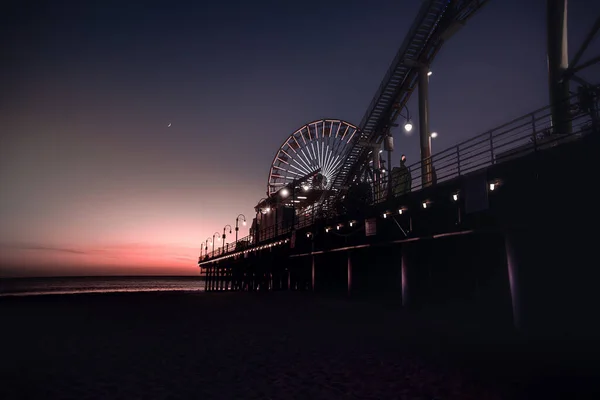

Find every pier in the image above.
[199,0,600,336]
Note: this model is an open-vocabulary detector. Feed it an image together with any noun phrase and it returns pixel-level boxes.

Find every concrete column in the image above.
[221,266,225,291]
[213,266,217,291]
[347,252,353,296]
[504,232,523,331]
[204,267,209,292]
[219,266,223,291]
[212,266,216,291]
[418,65,432,187]
[401,245,411,307]
[311,255,316,292]
[218,267,222,291]
[547,0,571,134]
[207,266,212,291]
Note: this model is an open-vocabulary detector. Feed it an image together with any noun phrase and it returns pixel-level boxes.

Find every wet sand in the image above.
[1,291,598,399]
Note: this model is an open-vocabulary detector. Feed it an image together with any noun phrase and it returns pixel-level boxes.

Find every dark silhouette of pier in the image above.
[199,0,600,338]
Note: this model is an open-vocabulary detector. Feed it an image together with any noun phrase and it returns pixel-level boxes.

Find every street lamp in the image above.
[429,131,438,156]
[204,238,211,259]
[397,104,413,133]
[212,232,220,257]
[281,179,298,230]
[235,214,246,242]
[222,224,232,254]
[255,197,271,245]
[292,180,297,230]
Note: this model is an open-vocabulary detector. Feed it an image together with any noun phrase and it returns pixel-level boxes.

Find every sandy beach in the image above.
[1,291,599,399]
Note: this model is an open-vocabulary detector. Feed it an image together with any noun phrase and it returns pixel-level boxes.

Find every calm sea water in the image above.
[0,276,205,297]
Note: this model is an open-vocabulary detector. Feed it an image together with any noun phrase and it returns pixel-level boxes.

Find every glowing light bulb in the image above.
[404,122,413,132]
[453,194,458,201]
[422,202,427,209]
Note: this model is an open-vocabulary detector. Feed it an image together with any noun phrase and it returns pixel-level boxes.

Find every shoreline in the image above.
[0,288,204,298]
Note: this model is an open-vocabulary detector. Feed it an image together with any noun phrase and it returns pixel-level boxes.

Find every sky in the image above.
[1,0,599,277]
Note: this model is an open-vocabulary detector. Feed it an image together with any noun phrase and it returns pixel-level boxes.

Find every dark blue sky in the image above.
[1,0,598,276]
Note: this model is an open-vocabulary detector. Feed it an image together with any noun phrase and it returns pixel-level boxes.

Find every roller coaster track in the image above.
[325,0,489,209]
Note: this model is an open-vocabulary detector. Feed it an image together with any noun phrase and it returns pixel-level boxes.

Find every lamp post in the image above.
[204,238,211,260]
[429,131,437,151]
[291,180,296,230]
[279,183,294,230]
[397,104,413,133]
[212,232,220,257]
[255,197,270,243]
[222,225,232,254]
[235,214,246,243]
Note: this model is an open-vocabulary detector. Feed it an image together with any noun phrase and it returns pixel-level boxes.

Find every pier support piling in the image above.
[504,231,525,331]
[347,252,353,296]
[311,255,316,292]
[401,245,412,308]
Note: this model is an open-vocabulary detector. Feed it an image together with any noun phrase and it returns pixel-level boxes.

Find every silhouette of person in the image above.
[392,154,411,196]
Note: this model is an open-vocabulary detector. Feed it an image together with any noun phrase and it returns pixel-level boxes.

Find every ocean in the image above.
[0,276,205,297]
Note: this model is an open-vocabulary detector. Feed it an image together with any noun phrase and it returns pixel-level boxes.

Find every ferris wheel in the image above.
[267,119,361,197]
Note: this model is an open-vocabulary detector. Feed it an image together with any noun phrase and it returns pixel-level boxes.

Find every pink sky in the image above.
[0,220,254,277]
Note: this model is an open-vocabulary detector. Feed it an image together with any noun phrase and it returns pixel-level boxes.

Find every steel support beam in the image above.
[347,252,352,296]
[418,65,433,186]
[569,15,600,70]
[401,244,411,308]
[504,232,523,331]
[311,255,316,292]
[547,0,572,134]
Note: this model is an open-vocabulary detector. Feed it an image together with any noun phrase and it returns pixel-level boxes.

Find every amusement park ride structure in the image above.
[255,0,491,231]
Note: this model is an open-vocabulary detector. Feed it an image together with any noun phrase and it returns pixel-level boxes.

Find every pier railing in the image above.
[200,92,598,263]
[375,93,597,201]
